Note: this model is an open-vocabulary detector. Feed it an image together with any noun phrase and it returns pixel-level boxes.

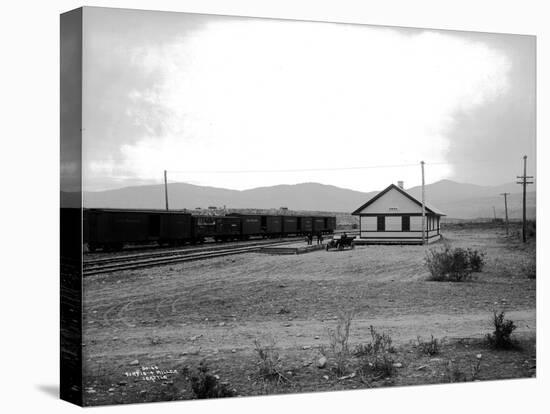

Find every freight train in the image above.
[83,208,336,252]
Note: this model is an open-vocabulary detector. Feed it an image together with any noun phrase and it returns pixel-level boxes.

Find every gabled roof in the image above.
[351,184,446,216]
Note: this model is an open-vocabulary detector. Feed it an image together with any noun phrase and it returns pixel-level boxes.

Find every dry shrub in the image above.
[190,361,235,399]
[253,339,289,383]
[355,326,396,380]
[486,311,517,350]
[444,358,482,383]
[416,335,440,356]
[327,311,354,376]
[425,244,485,282]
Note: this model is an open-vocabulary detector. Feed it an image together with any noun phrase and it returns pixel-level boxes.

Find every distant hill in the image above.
[82,182,374,213]
[80,180,535,220]
[406,180,535,220]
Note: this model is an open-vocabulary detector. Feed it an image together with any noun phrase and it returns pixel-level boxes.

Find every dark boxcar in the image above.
[192,216,217,241]
[238,215,262,237]
[297,216,313,235]
[265,215,282,236]
[215,216,241,240]
[282,216,298,235]
[312,216,326,234]
[326,216,336,233]
[160,213,192,245]
[85,209,160,251]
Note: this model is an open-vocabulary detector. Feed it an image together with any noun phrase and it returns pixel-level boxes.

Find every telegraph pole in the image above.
[516,155,533,242]
[500,192,510,235]
[164,170,169,211]
[492,206,497,221]
[421,161,426,245]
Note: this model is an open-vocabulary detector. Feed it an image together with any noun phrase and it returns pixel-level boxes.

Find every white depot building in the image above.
[351,181,445,245]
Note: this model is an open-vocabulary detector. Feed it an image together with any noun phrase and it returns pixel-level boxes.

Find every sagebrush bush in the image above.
[417,335,439,356]
[486,311,517,350]
[444,358,482,383]
[190,361,235,399]
[327,311,354,376]
[425,245,485,282]
[354,325,394,357]
[253,339,289,383]
[361,353,395,379]
[355,326,396,379]
[466,248,486,272]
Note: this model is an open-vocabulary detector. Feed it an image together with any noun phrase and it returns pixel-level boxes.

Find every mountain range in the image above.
[70,179,535,220]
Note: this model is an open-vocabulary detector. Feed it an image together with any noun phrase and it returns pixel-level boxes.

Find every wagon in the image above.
[325,235,355,251]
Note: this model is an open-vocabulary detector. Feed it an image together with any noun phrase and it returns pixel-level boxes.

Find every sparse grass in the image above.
[486,311,517,350]
[355,326,396,381]
[327,311,354,376]
[253,339,290,383]
[354,325,395,357]
[190,361,235,399]
[445,360,467,383]
[444,356,483,383]
[416,335,440,356]
[471,358,482,380]
[425,244,486,282]
[359,354,395,381]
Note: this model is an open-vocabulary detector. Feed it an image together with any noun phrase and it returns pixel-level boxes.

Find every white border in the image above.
[1,1,547,413]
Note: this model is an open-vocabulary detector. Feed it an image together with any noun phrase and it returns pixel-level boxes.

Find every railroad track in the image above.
[83,239,300,276]
[83,231,359,276]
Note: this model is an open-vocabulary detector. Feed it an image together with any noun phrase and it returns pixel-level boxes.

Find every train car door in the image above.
[148,214,160,239]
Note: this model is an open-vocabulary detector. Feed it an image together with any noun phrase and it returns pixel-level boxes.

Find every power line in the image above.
[166,160,497,175]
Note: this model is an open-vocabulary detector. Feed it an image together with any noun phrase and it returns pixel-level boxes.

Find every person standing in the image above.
[317,232,323,245]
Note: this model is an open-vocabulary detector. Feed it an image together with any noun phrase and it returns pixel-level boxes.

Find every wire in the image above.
[166,159,499,175]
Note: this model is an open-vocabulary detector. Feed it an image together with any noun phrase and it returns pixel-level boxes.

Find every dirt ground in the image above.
[81,224,536,405]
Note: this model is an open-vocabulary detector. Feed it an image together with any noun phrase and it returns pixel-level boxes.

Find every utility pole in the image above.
[164,170,169,211]
[500,192,510,235]
[516,155,533,242]
[421,161,426,245]
[492,206,497,221]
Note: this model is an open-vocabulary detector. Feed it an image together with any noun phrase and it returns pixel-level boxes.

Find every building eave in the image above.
[351,184,446,216]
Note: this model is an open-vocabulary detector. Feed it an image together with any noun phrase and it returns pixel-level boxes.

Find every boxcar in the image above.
[265,216,282,237]
[237,215,262,238]
[326,216,336,233]
[84,209,192,251]
[160,213,193,245]
[312,216,327,234]
[282,216,298,235]
[215,216,241,240]
[192,216,217,242]
[297,216,313,235]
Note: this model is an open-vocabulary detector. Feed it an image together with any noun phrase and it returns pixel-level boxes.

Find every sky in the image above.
[78,7,536,192]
